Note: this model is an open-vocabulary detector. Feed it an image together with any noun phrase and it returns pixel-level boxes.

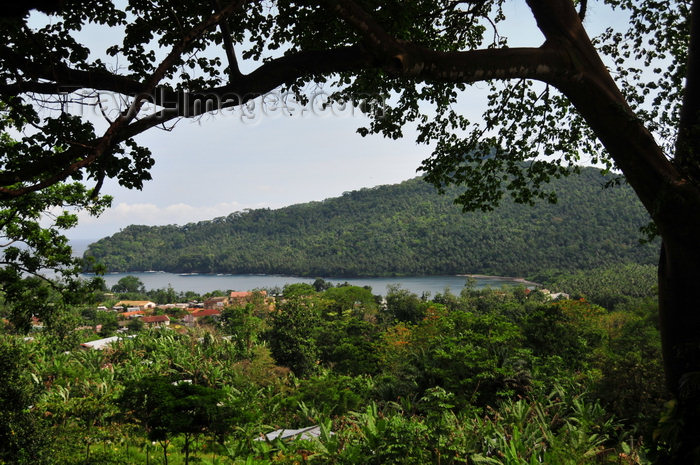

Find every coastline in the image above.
[86,272,531,295]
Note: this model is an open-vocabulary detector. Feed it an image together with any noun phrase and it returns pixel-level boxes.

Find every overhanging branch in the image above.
[212,0,243,81]
[675,0,700,181]
[0,0,248,200]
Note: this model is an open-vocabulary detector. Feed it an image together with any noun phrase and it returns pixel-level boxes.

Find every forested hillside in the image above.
[84,168,658,277]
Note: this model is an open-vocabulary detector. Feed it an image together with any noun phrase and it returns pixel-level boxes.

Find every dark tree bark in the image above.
[657,0,700,461]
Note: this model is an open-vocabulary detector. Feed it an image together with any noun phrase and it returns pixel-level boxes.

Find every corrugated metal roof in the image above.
[255,425,325,442]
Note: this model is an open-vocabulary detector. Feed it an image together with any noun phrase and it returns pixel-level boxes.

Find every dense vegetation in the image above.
[85,169,657,277]
[538,263,658,311]
[0,264,672,464]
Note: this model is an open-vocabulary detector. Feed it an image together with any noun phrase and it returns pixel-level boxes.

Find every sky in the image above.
[70,100,434,240]
[35,3,625,243]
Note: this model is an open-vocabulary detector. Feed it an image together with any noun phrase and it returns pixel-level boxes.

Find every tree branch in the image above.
[0,45,142,95]
[122,45,373,134]
[326,0,404,60]
[0,44,373,191]
[523,0,695,223]
[3,0,690,219]
[578,0,588,21]
[0,80,88,96]
[212,0,243,81]
[0,0,247,200]
[401,45,571,82]
[674,0,700,181]
[139,0,246,95]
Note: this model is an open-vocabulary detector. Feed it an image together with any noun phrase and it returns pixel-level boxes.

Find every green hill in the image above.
[84,169,659,277]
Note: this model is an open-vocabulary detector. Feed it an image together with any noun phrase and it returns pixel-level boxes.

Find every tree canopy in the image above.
[0,1,691,209]
[2,0,700,461]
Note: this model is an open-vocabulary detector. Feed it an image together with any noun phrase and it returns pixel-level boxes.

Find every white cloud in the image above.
[77,201,243,227]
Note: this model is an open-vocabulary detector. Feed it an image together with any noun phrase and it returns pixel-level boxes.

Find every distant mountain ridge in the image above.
[84,169,659,277]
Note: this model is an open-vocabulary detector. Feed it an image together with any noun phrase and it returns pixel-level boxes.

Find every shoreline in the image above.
[82,272,535,295]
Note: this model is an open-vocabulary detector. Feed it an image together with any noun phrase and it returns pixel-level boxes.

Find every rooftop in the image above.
[142,315,170,323]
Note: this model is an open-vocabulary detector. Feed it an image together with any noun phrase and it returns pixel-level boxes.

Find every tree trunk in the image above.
[524,3,700,461]
[658,231,700,463]
[656,0,700,459]
[160,441,168,465]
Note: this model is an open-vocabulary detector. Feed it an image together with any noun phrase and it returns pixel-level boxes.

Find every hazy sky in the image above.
[53,3,623,242]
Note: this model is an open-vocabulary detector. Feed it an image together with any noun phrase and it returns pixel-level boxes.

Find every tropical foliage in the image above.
[0,267,670,464]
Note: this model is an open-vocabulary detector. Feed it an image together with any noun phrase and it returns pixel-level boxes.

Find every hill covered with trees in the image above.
[84,168,658,277]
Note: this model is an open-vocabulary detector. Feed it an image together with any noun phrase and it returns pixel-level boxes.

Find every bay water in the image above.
[87,271,535,296]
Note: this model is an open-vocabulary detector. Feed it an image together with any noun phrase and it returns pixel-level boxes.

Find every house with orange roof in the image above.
[119,310,146,319]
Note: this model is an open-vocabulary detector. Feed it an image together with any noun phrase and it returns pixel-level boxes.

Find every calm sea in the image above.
[84,271,534,296]
[72,239,535,296]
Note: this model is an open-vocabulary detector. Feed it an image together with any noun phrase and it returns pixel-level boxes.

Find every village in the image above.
[73,290,273,350]
[22,277,575,351]
[19,281,575,352]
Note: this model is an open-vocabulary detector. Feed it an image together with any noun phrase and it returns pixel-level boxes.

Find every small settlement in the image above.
[112,291,268,329]
[71,291,271,350]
